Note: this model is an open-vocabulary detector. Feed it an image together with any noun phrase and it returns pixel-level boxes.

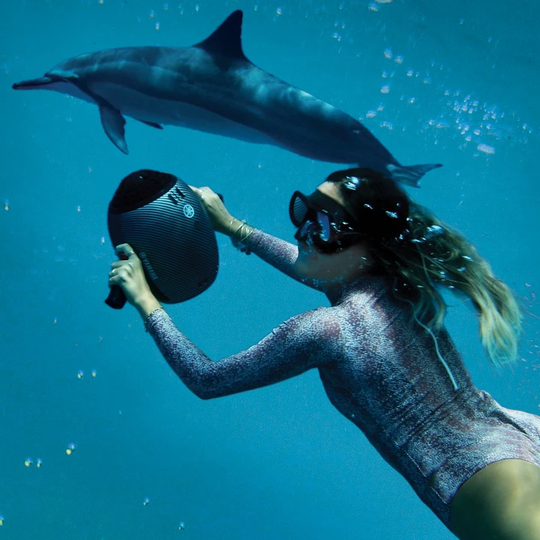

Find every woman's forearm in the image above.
[244,229,323,291]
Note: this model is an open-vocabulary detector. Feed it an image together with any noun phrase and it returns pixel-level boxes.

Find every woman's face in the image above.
[294,182,371,285]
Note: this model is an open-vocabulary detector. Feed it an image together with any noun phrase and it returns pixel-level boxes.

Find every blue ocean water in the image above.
[1,1,539,538]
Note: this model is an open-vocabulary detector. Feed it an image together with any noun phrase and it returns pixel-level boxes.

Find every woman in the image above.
[109,168,540,539]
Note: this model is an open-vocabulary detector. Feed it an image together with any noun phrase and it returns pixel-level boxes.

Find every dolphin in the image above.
[12,10,441,186]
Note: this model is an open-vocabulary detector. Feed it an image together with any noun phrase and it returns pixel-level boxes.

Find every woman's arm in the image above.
[191,186,323,290]
[146,306,341,399]
[109,244,341,400]
[247,228,323,288]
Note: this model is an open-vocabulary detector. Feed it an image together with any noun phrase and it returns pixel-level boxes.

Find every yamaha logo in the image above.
[183,204,195,218]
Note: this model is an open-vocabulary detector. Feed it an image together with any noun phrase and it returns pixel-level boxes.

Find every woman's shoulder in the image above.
[262,306,343,357]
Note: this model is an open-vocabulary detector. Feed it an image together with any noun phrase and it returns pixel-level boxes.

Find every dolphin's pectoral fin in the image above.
[136,119,163,130]
[99,104,129,154]
[195,10,249,63]
[63,78,130,154]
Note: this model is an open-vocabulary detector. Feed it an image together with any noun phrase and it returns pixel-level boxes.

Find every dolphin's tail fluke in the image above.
[386,162,443,187]
[12,77,55,90]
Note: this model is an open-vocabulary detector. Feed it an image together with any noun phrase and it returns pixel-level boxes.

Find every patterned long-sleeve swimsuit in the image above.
[146,229,540,530]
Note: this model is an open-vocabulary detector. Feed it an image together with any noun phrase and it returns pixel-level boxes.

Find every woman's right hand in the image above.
[190,185,237,236]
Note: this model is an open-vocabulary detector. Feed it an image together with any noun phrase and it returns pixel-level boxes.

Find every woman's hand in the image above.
[190,185,237,236]
[109,244,161,317]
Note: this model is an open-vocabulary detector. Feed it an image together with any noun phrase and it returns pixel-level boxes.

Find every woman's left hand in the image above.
[109,243,160,314]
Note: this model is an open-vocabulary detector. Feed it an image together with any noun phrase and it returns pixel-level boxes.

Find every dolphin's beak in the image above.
[12,77,55,90]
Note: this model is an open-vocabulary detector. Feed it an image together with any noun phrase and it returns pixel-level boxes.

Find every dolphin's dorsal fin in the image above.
[195,10,247,62]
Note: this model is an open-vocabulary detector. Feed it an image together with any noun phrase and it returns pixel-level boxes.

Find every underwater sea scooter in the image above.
[105,169,219,309]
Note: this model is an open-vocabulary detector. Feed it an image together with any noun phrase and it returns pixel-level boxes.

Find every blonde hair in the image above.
[384,203,522,370]
[329,169,522,369]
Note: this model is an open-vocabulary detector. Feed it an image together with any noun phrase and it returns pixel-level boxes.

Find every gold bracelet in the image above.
[144,306,164,332]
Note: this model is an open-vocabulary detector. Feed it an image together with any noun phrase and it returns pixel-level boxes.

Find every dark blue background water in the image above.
[1,1,539,538]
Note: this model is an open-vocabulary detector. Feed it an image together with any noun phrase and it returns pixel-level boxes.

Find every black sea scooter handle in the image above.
[105,285,127,309]
[105,252,128,309]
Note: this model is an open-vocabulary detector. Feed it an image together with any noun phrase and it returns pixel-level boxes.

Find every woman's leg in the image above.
[449,459,540,540]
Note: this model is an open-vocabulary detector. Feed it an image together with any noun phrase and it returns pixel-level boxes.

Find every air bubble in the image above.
[66,443,76,455]
[426,225,444,237]
[477,143,495,155]
[344,176,360,190]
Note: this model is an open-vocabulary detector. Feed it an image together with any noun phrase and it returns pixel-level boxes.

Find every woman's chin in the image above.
[295,250,319,277]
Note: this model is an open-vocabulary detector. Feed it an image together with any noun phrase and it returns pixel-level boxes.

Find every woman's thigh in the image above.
[449,459,540,540]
